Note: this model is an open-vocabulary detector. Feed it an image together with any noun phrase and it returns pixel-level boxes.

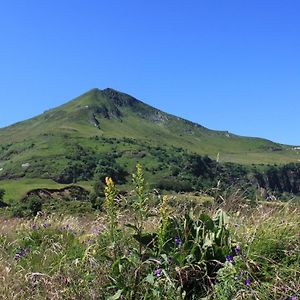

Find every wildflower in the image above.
[15,248,30,260]
[226,255,234,263]
[154,268,162,277]
[175,236,182,248]
[244,278,251,286]
[43,223,49,228]
[290,296,297,300]
[31,224,37,230]
[235,245,241,255]
[15,251,26,259]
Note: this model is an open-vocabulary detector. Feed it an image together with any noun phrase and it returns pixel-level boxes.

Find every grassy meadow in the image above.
[0,165,299,300]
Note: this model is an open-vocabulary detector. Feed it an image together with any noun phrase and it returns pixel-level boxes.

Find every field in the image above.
[0,166,299,299]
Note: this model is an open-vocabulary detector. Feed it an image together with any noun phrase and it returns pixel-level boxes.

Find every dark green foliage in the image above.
[56,144,98,183]
[0,188,8,208]
[27,196,43,216]
[0,188,5,200]
[94,154,128,184]
[102,166,234,299]
[11,196,43,217]
[156,177,193,192]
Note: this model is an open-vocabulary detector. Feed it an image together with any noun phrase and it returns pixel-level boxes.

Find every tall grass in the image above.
[0,166,299,299]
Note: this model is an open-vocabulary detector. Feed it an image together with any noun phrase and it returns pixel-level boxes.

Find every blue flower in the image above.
[244,278,251,286]
[226,255,233,263]
[175,236,182,248]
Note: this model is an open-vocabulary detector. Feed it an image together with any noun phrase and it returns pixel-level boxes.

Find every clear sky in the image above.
[0,0,299,145]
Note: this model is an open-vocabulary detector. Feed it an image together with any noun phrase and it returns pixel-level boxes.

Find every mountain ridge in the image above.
[1,87,295,147]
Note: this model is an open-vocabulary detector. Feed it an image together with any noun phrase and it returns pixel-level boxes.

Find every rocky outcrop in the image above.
[22,186,89,202]
[250,163,300,195]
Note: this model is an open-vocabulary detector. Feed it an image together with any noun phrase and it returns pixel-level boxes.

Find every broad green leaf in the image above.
[107,289,123,300]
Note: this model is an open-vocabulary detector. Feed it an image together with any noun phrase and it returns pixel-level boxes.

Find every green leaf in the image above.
[107,289,123,300]
[203,232,215,248]
[145,273,155,284]
[161,253,169,264]
[213,209,229,228]
[199,213,215,231]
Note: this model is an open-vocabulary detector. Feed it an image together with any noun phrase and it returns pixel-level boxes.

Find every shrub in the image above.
[27,196,43,216]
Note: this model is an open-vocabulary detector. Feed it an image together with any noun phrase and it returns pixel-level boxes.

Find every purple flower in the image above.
[15,251,25,259]
[15,248,30,260]
[244,278,251,286]
[31,224,37,230]
[154,268,162,277]
[43,223,49,228]
[290,296,297,300]
[175,236,182,248]
[226,255,233,263]
[235,245,241,255]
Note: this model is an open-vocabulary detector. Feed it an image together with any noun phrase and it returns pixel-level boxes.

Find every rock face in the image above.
[101,88,137,107]
[92,113,100,129]
[251,163,300,195]
[22,186,89,202]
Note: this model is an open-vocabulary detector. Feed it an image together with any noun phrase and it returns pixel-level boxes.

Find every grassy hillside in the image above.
[0,88,298,163]
[0,88,299,200]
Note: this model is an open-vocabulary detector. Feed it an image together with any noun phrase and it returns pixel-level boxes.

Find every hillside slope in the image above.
[0,88,299,184]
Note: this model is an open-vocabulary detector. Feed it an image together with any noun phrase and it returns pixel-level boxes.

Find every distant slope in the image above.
[0,88,299,183]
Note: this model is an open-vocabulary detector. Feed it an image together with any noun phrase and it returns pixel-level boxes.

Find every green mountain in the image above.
[0,88,299,200]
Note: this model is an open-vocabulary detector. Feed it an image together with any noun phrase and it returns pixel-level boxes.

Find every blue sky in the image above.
[0,0,299,145]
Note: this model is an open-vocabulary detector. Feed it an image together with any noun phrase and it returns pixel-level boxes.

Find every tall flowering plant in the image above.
[104,176,118,248]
